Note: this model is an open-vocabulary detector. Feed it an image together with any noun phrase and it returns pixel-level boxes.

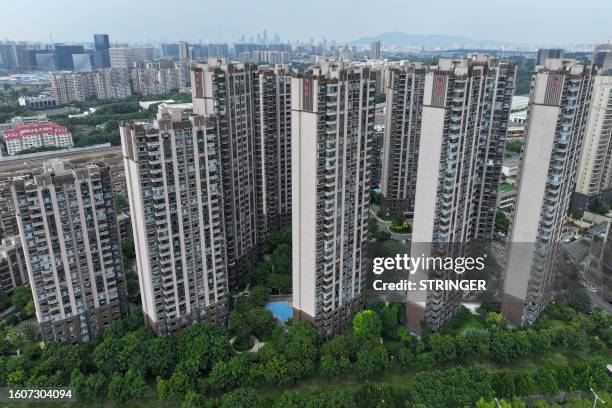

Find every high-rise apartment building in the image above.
[502,59,593,326]
[51,72,96,103]
[121,107,228,335]
[0,236,27,295]
[93,68,132,100]
[131,61,188,96]
[52,70,132,103]
[11,160,128,343]
[380,63,427,216]
[257,65,292,231]
[291,62,376,338]
[192,60,264,286]
[407,56,516,332]
[575,74,612,204]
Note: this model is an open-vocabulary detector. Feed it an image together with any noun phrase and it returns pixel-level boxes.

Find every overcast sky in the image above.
[1,0,610,45]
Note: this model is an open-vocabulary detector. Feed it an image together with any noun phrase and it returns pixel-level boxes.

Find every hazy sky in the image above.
[1,0,610,45]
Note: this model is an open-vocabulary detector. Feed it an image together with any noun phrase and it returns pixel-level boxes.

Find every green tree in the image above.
[11,285,32,310]
[380,304,399,338]
[219,387,262,408]
[428,333,456,362]
[108,373,129,402]
[320,354,339,378]
[352,310,382,339]
[355,345,389,379]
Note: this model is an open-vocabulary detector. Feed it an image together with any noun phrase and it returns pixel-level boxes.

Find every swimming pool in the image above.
[265,301,292,323]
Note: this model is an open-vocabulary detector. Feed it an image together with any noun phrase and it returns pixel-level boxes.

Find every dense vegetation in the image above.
[0,287,609,407]
[247,226,292,294]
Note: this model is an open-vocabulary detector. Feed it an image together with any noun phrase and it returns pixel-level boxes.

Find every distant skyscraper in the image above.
[11,160,128,343]
[407,56,516,332]
[206,44,229,58]
[502,59,593,326]
[371,41,381,60]
[179,41,190,60]
[537,48,564,65]
[93,34,111,68]
[592,44,612,72]
[35,53,57,71]
[291,62,376,338]
[0,43,17,68]
[381,63,427,216]
[72,54,93,72]
[54,44,84,70]
[161,43,180,58]
[121,107,228,335]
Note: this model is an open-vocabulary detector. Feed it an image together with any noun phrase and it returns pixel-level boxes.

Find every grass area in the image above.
[499,182,515,193]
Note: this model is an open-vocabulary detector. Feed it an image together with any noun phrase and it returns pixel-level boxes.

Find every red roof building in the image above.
[3,122,73,155]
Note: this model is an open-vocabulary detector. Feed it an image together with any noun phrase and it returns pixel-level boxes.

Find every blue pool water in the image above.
[265,301,292,323]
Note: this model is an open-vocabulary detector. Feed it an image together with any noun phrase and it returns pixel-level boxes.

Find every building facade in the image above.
[380,63,427,216]
[11,160,128,343]
[93,34,111,68]
[257,65,293,231]
[408,56,516,332]
[291,62,376,338]
[502,59,593,326]
[72,54,93,72]
[121,107,228,335]
[192,60,264,286]
[575,75,612,203]
[109,47,154,68]
[51,72,96,103]
[18,95,57,108]
[93,68,132,100]
[0,236,27,295]
[3,122,73,155]
[131,61,188,96]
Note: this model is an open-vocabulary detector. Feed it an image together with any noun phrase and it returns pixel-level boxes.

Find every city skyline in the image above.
[0,0,611,46]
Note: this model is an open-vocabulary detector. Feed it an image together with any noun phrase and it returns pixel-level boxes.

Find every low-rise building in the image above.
[18,95,57,108]
[3,122,73,155]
